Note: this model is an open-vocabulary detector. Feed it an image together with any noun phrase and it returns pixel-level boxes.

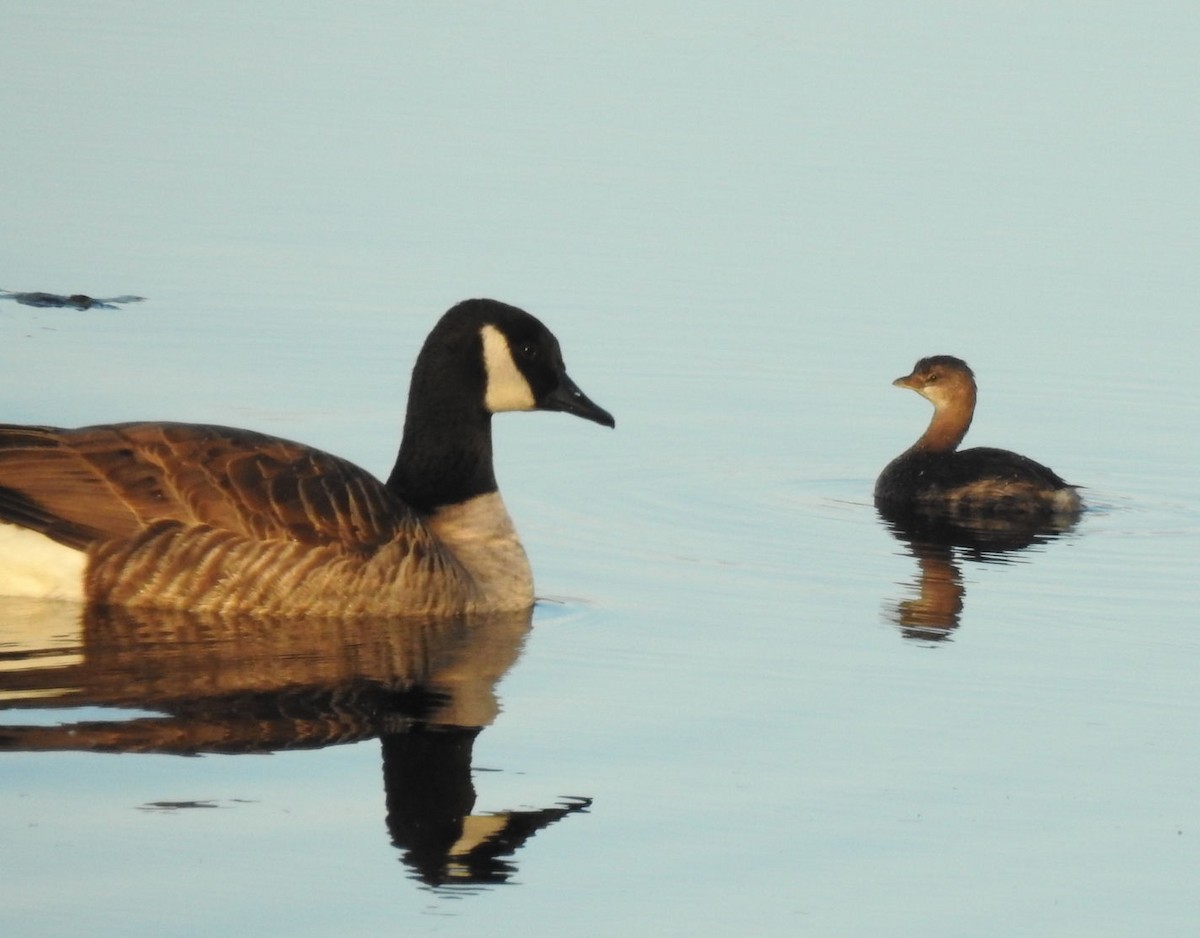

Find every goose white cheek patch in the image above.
[481,324,537,413]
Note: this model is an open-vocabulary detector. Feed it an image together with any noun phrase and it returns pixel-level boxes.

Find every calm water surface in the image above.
[3,4,1199,936]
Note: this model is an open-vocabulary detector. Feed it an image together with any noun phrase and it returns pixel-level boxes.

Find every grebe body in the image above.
[875,355,1081,518]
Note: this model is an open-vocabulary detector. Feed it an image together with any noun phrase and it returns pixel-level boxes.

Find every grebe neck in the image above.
[911,392,975,454]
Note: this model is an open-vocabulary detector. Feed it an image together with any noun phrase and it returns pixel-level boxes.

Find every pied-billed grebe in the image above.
[0,299,614,617]
[874,355,1081,517]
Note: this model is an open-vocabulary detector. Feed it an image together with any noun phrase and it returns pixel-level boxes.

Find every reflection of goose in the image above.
[0,600,530,747]
[0,600,591,886]
[875,356,1081,520]
[382,727,591,886]
[0,299,613,617]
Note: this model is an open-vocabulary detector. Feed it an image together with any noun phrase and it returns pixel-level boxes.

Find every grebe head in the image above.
[893,355,976,410]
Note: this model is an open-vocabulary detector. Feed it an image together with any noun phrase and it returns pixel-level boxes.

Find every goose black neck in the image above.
[386,404,497,514]
[385,320,500,513]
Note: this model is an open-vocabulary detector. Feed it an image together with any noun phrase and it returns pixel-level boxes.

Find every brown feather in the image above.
[0,422,409,550]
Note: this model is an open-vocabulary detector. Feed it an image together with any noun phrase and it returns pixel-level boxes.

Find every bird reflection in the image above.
[382,727,590,886]
[876,503,1080,640]
[0,599,589,887]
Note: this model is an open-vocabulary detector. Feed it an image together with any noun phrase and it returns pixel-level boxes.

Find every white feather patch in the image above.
[0,523,87,602]
[481,324,536,413]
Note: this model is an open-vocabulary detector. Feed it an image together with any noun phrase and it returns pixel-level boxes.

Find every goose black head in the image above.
[420,299,614,428]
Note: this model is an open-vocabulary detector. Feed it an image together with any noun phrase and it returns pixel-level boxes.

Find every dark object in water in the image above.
[0,290,145,310]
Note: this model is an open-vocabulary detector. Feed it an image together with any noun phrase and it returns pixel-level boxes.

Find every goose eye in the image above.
[519,343,539,361]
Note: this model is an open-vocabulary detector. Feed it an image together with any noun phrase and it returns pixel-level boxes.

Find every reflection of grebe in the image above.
[889,544,963,641]
[875,356,1081,518]
[0,300,613,617]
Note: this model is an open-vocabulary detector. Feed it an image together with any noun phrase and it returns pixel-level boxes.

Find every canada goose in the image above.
[0,298,614,617]
[874,355,1081,517]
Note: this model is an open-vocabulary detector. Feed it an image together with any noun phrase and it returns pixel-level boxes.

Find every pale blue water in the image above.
[2,4,1199,936]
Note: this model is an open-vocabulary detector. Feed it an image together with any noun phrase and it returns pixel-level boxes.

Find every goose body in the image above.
[0,299,614,617]
[874,355,1081,518]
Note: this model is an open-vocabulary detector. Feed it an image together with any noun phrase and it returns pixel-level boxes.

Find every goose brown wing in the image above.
[0,422,410,551]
